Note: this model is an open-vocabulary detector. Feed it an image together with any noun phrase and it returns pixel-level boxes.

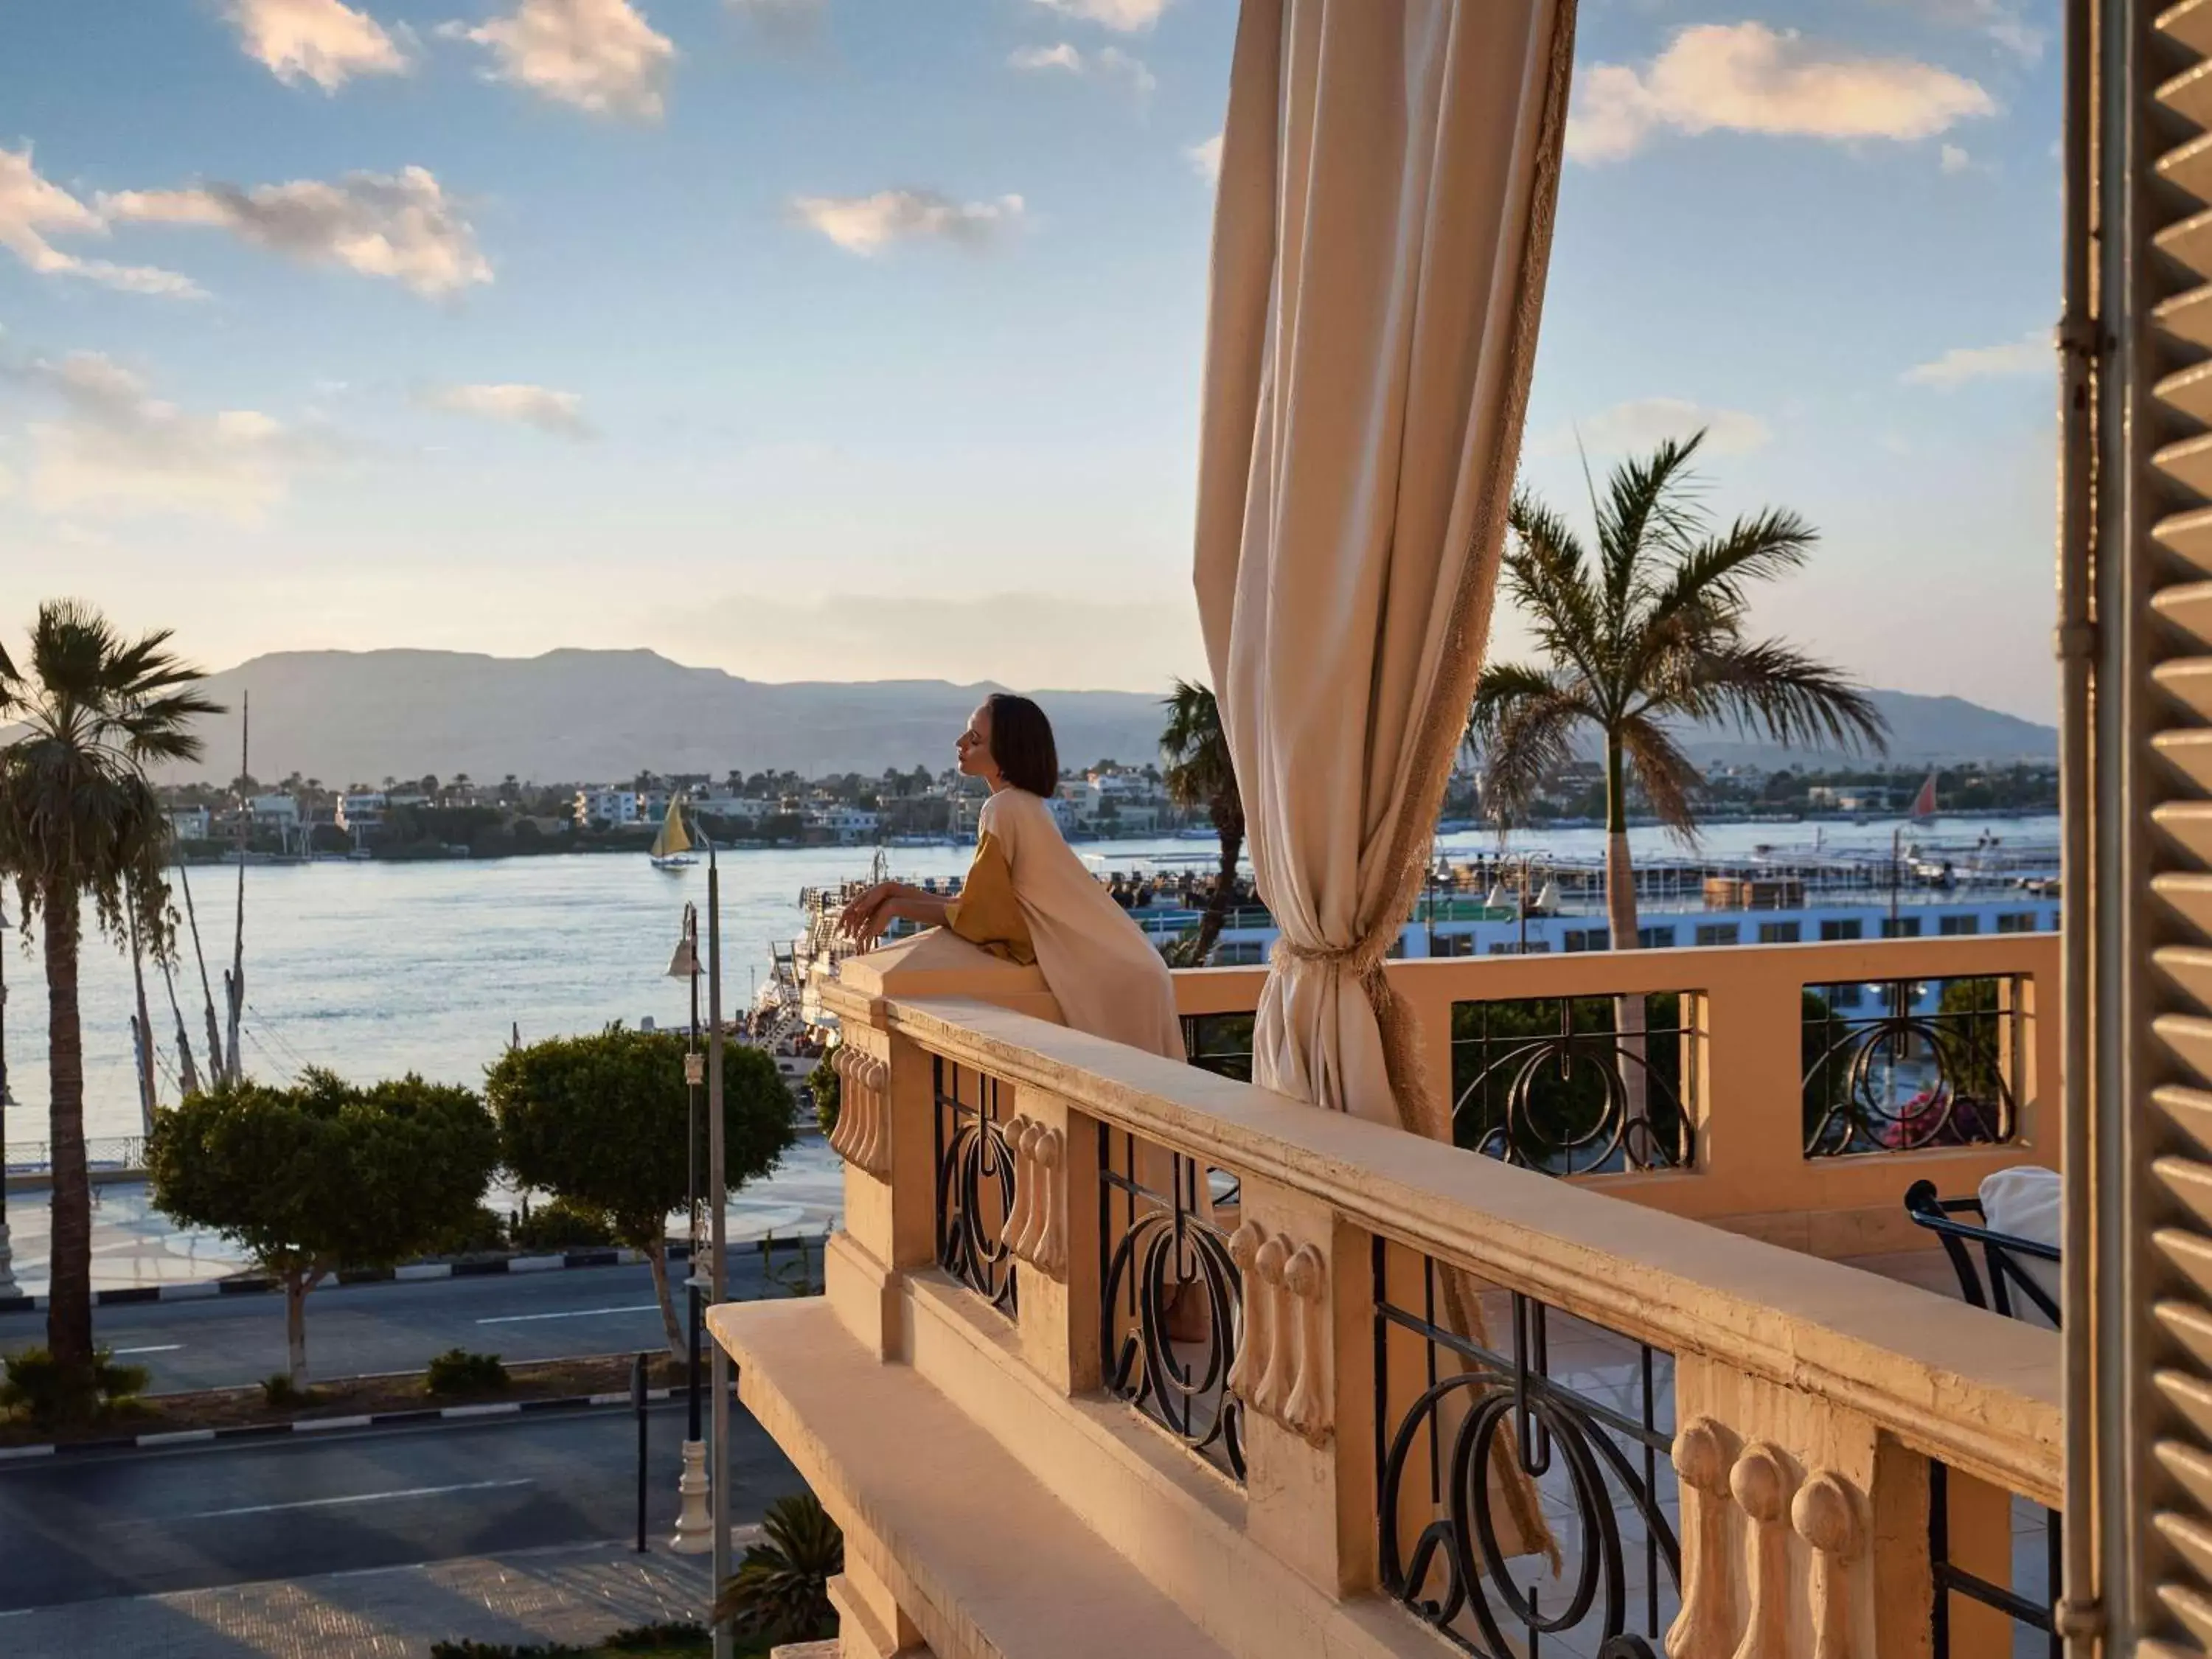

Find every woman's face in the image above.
[957,703,1001,783]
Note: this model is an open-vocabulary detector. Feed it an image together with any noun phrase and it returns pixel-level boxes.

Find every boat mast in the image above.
[125,886,159,1133]
[224,692,247,1084]
[159,949,201,1096]
[176,855,224,1082]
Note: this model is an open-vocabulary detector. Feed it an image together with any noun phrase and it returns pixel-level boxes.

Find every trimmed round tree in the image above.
[487,1026,793,1363]
[147,1069,498,1388]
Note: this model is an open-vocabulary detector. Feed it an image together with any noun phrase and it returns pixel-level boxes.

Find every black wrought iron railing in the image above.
[1099,1127,1245,1481]
[1450,992,1698,1175]
[1930,1462,2059,1658]
[1802,975,2023,1158]
[1374,1240,1680,1655]
[931,1055,1018,1318]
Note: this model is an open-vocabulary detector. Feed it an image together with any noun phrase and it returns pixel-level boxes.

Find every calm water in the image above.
[2,813,2056,1145]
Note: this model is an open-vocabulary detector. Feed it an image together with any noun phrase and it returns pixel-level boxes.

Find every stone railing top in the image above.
[883,992,2062,1508]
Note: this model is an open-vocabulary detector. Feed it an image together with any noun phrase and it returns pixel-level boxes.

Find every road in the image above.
[0,1250,813,1393]
[0,1400,797,1612]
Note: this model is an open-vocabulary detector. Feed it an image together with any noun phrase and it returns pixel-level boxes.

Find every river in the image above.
[1,812,2056,1148]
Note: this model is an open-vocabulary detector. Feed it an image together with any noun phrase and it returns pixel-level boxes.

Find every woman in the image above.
[835,694,1184,1062]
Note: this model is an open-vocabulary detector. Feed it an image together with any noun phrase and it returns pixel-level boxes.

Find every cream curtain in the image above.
[1194,0,1576,1133]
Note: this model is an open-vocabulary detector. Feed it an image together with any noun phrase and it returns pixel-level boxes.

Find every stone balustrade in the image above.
[714,930,2061,1659]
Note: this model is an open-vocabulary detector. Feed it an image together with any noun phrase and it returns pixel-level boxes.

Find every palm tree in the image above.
[0,602,218,1402]
[1467,436,1886,1158]
[714,1491,843,1641]
[1468,433,1888,950]
[1159,680,1245,967]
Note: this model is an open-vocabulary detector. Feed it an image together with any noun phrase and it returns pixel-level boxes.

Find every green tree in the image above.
[1159,679,1245,967]
[487,1027,793,1363]
[0,602,218,1402]
[1467,434,1888,950]
[147,1069,499,1387]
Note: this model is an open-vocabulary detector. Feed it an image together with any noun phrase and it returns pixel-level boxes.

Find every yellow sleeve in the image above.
[944,831,1037,965]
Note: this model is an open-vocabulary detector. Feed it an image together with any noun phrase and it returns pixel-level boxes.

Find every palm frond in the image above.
[1639,508,1818,640]
[1466,664,1596,830]
[1596,432,1706,622]
[1503,490,1607,689]
[1656,638,1891,755]
[1617,714,1705,841]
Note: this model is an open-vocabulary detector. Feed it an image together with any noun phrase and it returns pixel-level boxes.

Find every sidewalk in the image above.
[0,1145,844,1297]
[0,1539,728,1658]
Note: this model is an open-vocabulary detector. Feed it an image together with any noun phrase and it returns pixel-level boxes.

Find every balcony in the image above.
[710,929,2060,1658]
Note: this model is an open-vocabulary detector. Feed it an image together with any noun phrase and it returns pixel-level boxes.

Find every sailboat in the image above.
[650,797,698,871]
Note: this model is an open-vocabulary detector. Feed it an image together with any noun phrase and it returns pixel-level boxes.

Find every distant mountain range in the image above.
[152,649,2056,785]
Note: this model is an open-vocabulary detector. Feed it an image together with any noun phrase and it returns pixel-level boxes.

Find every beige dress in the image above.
[945,787,1184,1061]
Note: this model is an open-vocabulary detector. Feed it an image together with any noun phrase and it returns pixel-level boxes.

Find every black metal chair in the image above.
[1903,1178,2062,1326]
[1597,1639,1663,1659]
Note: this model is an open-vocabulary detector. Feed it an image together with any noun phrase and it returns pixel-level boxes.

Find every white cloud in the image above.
[1534,397,1773,459]
[0,462,14,498]
[1187,132,1222,181]
[446,0,675,121]
[1902,330,2048,388]
[21,352,316,524]
[419,381,594,438]
[227,0,411,91]
[1940,142,1972,174]
[1009,42,1155,98]
[1028,0,1172,30]
[100,167,491,298]
[790,189,1026,255]
[0,147,202,297]
[1566,23,1995,164]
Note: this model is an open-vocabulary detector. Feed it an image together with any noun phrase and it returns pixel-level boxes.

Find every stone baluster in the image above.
[1793,1472,1865,1659]
[1280,1244,1331,1445]
[1730,1442,1798,1659]
[861,1058,891,1174]
[1250,1234,1294,1421]
[827,1048,856,1163]
[1666,1416,1742,1658]
[1032,1126,1065,1278]
[998,1116,1039,1257]
[1226,1222,1269,1406]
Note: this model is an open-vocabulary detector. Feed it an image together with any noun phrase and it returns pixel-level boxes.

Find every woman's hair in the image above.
[987,693,1060,797]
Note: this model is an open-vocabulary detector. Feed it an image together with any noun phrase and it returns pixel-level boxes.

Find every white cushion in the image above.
[1976,1165,2062,1323]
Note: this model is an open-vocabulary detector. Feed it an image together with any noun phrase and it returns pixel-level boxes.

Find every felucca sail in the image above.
[650,798,692,860]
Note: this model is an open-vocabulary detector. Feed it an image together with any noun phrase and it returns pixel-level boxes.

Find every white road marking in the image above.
[475,1303,658,1326]
[178,1478,533,1520]
[112,1344,181,1355]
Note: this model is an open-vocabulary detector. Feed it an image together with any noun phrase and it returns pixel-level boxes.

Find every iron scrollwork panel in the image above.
[1450,992,1699,1175]
[1803,975,2023,1158]
[933,1056,1018,1318]
[1099,1126,1245,1481]
[1374,1242,1680,1655]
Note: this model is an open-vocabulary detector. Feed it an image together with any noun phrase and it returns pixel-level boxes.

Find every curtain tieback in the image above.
[1272,931,1393,978]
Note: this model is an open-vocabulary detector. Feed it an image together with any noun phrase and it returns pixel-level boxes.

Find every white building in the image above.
[574,787,641,828]
[807,806,880,844]
[694,793,775,824]
[249,793,300,827]
[168,806,212,840]
[335,792,386,832]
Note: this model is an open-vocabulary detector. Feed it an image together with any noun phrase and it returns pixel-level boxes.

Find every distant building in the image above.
[574,787,641,828]
[1807,785,1895,813]
[335,791,386,833]
[807,806,879,845]
[694,793,774,825]
[249,793,300,827]
[168,806,212,841]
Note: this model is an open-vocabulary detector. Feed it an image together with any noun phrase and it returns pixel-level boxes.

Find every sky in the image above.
[0,0,2062,720]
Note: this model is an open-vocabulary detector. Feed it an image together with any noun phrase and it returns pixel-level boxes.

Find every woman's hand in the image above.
[837,883,905,946]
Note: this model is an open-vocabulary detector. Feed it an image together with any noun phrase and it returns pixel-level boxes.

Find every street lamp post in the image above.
[667,903,711,1556]
[705,832,734,1659]
[0,897,15,1302]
